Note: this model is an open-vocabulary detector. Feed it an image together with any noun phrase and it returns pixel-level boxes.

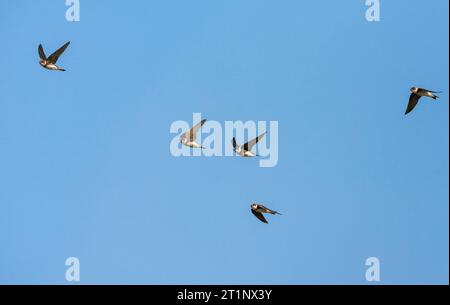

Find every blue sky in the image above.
[0,0,448,284]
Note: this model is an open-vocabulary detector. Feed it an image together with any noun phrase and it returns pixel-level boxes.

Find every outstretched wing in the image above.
[38,44,47,60]
[47,41,70,64]
[232,137,238,149]
[259,205,281,215]
[418,88,442,94]
[405,93,421,115]
[251,210,268,224]
[182,119,207,141]
[243,132,266,151]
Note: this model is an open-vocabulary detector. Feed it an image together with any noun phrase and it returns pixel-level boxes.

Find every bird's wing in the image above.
[251,210,268,224]
[232,137,238,149]
[243,132,266,151]
[47,41,70,64]
[38,44,47,60]
[259,205,278,215]
[182,119,206,141]
[418,88,442,94]
[405,93,421,115]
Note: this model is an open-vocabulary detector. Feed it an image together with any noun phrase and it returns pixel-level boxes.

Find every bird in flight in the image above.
[250,203,281,224]
[38,41,70,71]
[405,87,441,115]
[232,132,266,157]
[180,119,207,149]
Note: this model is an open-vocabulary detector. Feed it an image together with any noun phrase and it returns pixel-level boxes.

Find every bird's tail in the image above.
[58,68,66,72]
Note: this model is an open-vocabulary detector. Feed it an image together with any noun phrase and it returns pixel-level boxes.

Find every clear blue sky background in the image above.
[0,0,448,284]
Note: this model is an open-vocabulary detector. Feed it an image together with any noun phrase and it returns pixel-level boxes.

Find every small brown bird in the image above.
[250,203,281,224]
[405,87,441,115]
[232,132,266,157]
[38,41,70,71]
[180,119,207,149]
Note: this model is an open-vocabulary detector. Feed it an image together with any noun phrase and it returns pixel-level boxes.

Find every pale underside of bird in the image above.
[405,87,441,115]
[180,119,207,149]
[38,41,70,71]
[232,132,266,157]
[251,203,281,224]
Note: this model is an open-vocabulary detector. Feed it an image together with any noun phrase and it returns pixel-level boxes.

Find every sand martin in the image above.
[180,119,207,149]
[250,203,281,224]
[232,132,266,157]
[405,87,441,115]
[38,41,70,71]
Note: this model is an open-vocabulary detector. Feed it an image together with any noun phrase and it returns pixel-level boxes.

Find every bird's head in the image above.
[410,87,418,93]
[251,203,258,210]
[39,59,46,66]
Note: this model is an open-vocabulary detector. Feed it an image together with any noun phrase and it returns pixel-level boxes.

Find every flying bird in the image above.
[180,119,207,149]
[38,41,70,71]
[250,203,281,224]
[232,132,266,157]
[405,87,441,115]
